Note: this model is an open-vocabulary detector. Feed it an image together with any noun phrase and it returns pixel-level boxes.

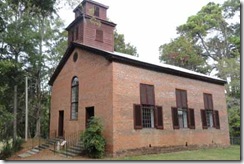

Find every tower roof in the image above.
[73,0,109,13]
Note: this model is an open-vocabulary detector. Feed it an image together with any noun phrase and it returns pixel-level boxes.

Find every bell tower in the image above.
[66,0,116,52]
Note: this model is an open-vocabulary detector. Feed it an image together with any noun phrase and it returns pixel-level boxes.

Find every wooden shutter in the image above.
[213,110,220,129]
[133,104,142,129]
[171,107,179,129]
[147,85,155,105]
[140,84,155,105]
[176,89,187,108]
[204,93,213,110]
[155,106,163,129]
[176,90,182,108]
[203,94,209,109]
[94,6,100,17]
[188,108,195,129]
[208,94,213,110]
[201,109,207,129]
[96,30,103,42]
[140,84,147,105]
[181,91,187,108]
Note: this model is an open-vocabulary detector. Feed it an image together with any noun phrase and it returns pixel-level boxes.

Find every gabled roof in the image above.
[48,42,227,86]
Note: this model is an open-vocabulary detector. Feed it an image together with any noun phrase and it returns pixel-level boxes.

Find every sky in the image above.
[59,0,228,63]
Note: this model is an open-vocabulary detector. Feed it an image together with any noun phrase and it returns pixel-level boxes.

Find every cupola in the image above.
[66,0,116,52]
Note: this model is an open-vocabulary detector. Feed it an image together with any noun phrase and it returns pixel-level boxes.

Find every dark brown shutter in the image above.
[94,6,99,17]
[201,109,207,129]
[208,94,213,110]
[203,94,209,109]
[171,107,179,129]
[140,84,147,105]
[96,30,103,42]
[181,91,188,108]
[188,108,195,129]
[213,110,220,129]
[204,93,213,110]
[134,104,142,129]
[155,106,163,129]
[147,85,155,105]
[176,90,182,108]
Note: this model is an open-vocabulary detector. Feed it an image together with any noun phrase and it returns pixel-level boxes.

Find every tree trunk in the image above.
[35,112,41,138]
[34,17,44,138]
[34,71,42,138]
[13,85,17,143]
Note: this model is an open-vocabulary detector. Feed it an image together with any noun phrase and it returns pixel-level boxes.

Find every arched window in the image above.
[71,77,79,120]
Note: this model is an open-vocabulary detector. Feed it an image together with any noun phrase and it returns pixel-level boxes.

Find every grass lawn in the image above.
[112,145,240,160]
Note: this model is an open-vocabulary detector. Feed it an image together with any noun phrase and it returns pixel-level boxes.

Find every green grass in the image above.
[111,146,240,160]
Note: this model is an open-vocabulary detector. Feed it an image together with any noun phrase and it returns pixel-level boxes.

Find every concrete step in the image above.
[68,146,83,152]
[26,150,37,155]
[66,148,82,155]
[38,144,49,149]
[59,150,78,157]
[31,148,40,153]
[18,153,31,158]
[42,143,50,147]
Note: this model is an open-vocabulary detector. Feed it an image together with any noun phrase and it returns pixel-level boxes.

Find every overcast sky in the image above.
[59,0,229,63]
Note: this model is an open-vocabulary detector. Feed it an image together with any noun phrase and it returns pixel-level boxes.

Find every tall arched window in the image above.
[71,77,79,120]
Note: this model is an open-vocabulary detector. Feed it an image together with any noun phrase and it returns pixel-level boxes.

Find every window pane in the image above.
[71,77,79,120]
[71,103,78,119]
[178,114,183,128]
[178,109,188,128]
[72,77,79,86]
[206,110,213,127]
[183,110,188,128]
[72,87,78,102]
[150,108,154,128]
[142,106,154,128]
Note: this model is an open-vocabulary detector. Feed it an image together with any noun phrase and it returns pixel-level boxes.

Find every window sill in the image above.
[95,39,103,43]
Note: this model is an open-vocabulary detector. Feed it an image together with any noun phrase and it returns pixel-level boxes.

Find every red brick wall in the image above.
[84,2,107,20]
[50,48,114,152]
[82,20,114,52]
[50,50,229,156]
[112,62,230,155]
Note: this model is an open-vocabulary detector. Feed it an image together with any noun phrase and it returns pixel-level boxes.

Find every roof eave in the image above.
[48,43,227,86]
[108,55,227,85]
[65,15,116,31]
[48,42,112,86]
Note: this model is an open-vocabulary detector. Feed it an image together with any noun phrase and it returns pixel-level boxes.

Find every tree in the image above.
[114,30,138,56]
[0,0,37,143]
[159,0,240,137]
[177,2,228,62]
[159,36,209,73]
[0,61,14,142]
[0,0,66,141]
[216,54,240,137]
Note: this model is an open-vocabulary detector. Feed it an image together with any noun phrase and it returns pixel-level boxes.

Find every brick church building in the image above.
[49,0,230,156]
